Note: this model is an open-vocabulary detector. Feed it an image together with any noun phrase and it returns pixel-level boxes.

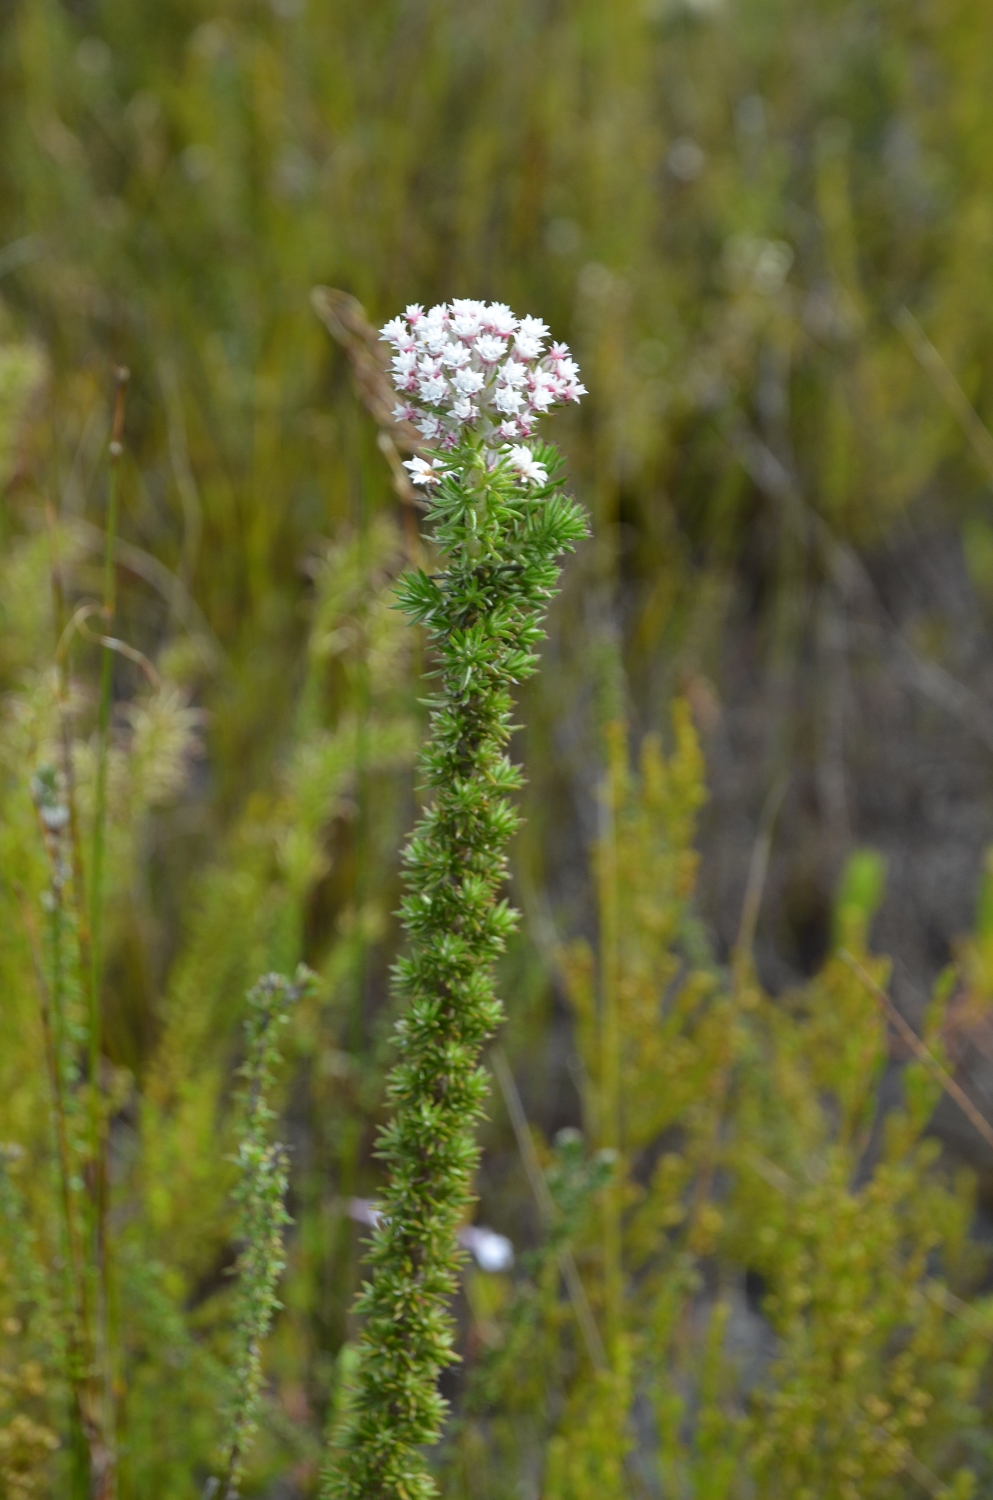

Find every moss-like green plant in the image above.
[216,967,314,1499]
[324,302,588,1500]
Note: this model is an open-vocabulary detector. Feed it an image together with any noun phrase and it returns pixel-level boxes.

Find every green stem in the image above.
[87,367,129,1500]
[325,438,587,1500]
[90,372,128,1096]
[14,884,95,1495]
[597,728,623,1359]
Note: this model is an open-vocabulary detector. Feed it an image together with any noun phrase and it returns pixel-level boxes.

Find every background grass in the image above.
[4,0,993,1495]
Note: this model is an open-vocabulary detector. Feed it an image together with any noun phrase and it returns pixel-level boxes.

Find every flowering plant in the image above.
[381,298,585,475]
[324,302,587,1500]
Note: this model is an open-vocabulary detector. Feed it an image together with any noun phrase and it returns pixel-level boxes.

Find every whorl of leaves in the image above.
[325,439,587,1500]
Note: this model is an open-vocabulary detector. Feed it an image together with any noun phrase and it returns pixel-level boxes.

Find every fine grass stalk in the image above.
[86,366,129,1500]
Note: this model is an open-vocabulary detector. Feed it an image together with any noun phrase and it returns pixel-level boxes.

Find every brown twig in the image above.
[839,949,993,1153]
[310,286,425,563]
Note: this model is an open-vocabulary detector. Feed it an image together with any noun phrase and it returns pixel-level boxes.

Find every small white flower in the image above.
[405,303,425,324]
[441,340,472,369]
[498,359,528,389]
[475,334,505,364]
[504,444,548,486]
[494,385,524,415]
[419,373,449,404]
[453,367,485,396]
[404,455,447,487]
[451,396,477,421]
[484,303,518,336]
[514,334,543,360]
[380,316,409,347]
[452,312,484,340]
[514,315,549,361]
[452,297,487,319]
[392,349,418,377]
[517,315,549,343]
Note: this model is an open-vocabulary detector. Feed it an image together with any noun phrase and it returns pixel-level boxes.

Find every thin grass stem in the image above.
[86,366,129,1500]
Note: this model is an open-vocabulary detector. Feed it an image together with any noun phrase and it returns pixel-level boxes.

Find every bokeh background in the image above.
[5,0,993,1495]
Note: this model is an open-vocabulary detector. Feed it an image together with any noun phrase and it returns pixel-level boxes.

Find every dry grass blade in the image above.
[310,287,417,446]
[893,305,993,482]
[490,1045,609,1373]
[311,286,426,559]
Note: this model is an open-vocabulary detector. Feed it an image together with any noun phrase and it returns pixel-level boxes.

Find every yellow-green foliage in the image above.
[0,354,416,1491]
[4,0,993,1492]
[450,707,993,1500]
[0,1156,59,1500]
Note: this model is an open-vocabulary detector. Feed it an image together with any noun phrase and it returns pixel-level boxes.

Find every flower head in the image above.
[404,455,448,488]
[380,299,584,469]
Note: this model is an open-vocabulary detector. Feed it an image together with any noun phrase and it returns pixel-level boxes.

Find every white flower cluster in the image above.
[380,299,586,488]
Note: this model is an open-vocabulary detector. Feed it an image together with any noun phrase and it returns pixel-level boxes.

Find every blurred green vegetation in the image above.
[4,0,993,1494]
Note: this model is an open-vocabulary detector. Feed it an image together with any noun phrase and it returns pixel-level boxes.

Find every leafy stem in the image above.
[324,439,587,1500]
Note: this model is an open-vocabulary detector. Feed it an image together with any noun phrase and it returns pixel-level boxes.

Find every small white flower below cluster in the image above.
[504,444,549,487]
[381,299,586,488]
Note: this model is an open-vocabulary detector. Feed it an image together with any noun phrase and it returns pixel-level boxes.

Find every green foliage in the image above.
[448,709,993,1500]
[325,439,587,1500]
[218,968,316,1498]
[3,0,993,1494]
[0,347,417,1492]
